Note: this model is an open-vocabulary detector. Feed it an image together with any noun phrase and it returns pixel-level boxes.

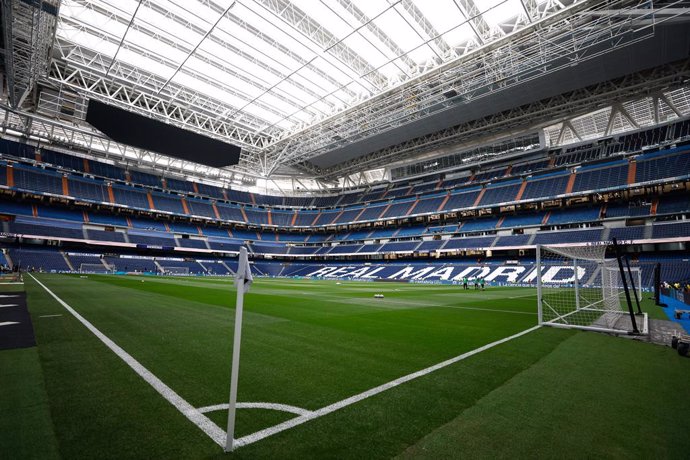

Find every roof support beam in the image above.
[452,0,494,45]
[1,0,60,108]
[334,0,416,70]
[308,61,690,180]
[399,0,450,55]
[254,0,389,90]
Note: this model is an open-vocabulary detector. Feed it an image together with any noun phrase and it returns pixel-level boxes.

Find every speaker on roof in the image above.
[86,99,241,168]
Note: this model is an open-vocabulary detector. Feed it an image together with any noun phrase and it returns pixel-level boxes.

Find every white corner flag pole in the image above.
[225,246,253,452]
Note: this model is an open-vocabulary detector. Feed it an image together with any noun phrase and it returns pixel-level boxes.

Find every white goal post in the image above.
[536,244,647,335]
[79,263,113,274]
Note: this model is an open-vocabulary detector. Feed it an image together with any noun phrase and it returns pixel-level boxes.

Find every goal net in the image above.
[164,266,190,276]
[536,244,647,335]
[79,263,112,274]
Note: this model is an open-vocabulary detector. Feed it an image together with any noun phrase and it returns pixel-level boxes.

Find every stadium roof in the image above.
[2,0,690,188]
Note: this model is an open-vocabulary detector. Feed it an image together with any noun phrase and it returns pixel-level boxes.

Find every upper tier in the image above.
[2,143,689,229]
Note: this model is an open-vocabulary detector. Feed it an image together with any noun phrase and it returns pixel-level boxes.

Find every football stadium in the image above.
[1,0,690,458]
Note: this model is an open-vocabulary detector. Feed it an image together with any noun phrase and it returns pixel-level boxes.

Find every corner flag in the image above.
[235,246,253,294]
[225,246,252,452]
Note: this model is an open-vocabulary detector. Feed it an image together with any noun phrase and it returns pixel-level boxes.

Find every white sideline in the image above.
[28,274,227,447]
[28,274,541,451]
[198,402,313,417]
[234,324,541,448]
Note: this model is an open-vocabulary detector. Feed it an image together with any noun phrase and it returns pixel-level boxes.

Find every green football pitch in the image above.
[2,274,689,459]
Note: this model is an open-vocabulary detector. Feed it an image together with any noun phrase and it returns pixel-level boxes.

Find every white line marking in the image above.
[441,305,536,315]
[0,321,19,327]
[28,274,227,447]
[234,325,541,448]
[39,314,63,318]
[198,402,313,417]
[0,282,24,285]
[0,295,19,298]
[0,304,18,308]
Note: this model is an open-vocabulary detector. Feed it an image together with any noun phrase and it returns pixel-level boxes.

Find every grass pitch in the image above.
[3,274,689,459]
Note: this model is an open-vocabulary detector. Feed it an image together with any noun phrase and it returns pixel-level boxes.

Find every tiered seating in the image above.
[379,241,419,252]
[177,238,209,249]
[460,219,498,233]
[479,180,521,206]
[443,236,496,249]
[88,212,129,227]
[8,218,83,239]
[521,173,570,200]
[68,176,110,202]
[164,177,195,194]
[657,195,690,215]
[216,203,244,222]
[113,185,149,209]
[251,242,288,255]
[357,204,387,222]
[329,244,361,254]
[572,160,628,192]
[441,188,481,211]
[109,257,157,273]
[86,229,126,242]
[495,234,531,247]
[129,170,161,187]
[207,238,242,252]
[381,201,413,219]
[157,258,206,274]
[605,203,650,218]
[9,247,70,271]
[152,193,185,214]
[500,213,545,229]
[635,148,690,183]
[198,260,231,275]
[532,228,602,245]
[608,226,645,241]
[186,198,216,218]
[87,160,126,181]
[288,246,319,255]
[416,240,445,251]
[652,221,690,239]
[547,208,600,225]
[127,231,175,246]
[271,210,294,227]
[12,165,63,195]
[68,253,106,271]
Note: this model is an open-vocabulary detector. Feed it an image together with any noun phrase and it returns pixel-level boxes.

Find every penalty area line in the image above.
[28,274,227,447]
[234,324,541,448]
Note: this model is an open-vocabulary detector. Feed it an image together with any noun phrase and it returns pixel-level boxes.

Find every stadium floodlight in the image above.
[79,263,112,274]
[536,243,647,335]
[164,267,190,276]
[225,246,253,452]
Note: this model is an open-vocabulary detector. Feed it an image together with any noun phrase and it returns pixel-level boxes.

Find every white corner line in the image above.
[0,304,19,308]
[198,402,314,417]
[0,321,19,327]
[39,314,63,318]
[0,294,20,298]
[234,324,542,449]
[27,274,227,447]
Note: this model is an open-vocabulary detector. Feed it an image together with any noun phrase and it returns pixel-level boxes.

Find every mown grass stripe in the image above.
[28,274,227,447]
[235,324,541,448]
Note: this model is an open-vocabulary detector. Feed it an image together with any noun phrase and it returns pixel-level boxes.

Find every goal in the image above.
[164,266,190,276]
[79,263,112,274]
[536,244,647,335]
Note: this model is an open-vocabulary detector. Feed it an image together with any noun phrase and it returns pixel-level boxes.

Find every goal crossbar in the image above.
[536,244,647,335]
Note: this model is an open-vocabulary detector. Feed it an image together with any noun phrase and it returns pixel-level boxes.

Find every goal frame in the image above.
[536,242,647,335]
[163,266,190,276]
[79,263,113,274]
